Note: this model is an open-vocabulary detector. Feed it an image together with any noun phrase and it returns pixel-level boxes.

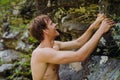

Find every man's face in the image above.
[45,19,59,38]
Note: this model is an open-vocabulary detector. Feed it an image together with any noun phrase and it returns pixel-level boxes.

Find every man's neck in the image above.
[39,39,54,48]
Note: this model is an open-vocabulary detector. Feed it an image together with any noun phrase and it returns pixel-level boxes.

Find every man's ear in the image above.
[43,29,49,35]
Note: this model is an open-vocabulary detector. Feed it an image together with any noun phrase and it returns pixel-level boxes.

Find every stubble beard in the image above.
[54,30,60,39]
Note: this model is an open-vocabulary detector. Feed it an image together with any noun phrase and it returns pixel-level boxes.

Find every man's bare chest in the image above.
[43,64,59,80]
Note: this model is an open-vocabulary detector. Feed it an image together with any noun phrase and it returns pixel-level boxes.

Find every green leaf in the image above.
[79,7,86,13]
[0,0,10,5]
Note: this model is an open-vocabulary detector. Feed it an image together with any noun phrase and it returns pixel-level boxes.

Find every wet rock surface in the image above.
[59,56,120,80]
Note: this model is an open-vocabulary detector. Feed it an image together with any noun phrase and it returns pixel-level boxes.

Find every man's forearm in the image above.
[76,20,101,47]
[57,15,104,50]
[76,29,104,61]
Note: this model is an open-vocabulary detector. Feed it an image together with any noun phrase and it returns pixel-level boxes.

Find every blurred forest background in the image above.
[0,0,120,80]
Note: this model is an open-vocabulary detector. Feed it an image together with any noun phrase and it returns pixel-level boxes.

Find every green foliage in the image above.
[0,0,27,34]
[53,3,99,24]
[28,35,38,43]
[0,58,4,64]
[7,54,32,80]
[111,14,120,39]
[0,0,10,5]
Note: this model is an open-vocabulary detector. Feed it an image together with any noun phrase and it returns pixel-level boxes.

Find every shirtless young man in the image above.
[29,13,114,80]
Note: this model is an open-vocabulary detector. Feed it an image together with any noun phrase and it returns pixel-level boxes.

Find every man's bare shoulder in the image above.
[32,47,58,63]
[32,47,55,57]
[32,47,50,55]
[32,47,50,62]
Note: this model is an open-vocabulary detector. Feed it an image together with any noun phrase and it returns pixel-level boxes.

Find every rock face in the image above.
[0,0,120,79]
[0,22,119,80]
[59,56,120,80]
[0,28,31,79]
[0,50,22,79]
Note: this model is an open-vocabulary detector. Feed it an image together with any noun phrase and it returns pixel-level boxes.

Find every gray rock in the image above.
[59,56,120,80]
[0,49,22,63]
[0,42,5,50]
[0,64,13,78]
[0,64,13,72]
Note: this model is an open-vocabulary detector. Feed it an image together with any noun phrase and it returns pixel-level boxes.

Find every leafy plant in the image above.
[7,54,32,80]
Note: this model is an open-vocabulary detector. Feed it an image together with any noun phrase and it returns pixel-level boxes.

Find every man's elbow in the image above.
[76,56,86,62]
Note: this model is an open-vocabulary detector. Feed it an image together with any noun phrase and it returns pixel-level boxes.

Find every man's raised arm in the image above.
[55,13,106,50]
[35,18,114,64]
